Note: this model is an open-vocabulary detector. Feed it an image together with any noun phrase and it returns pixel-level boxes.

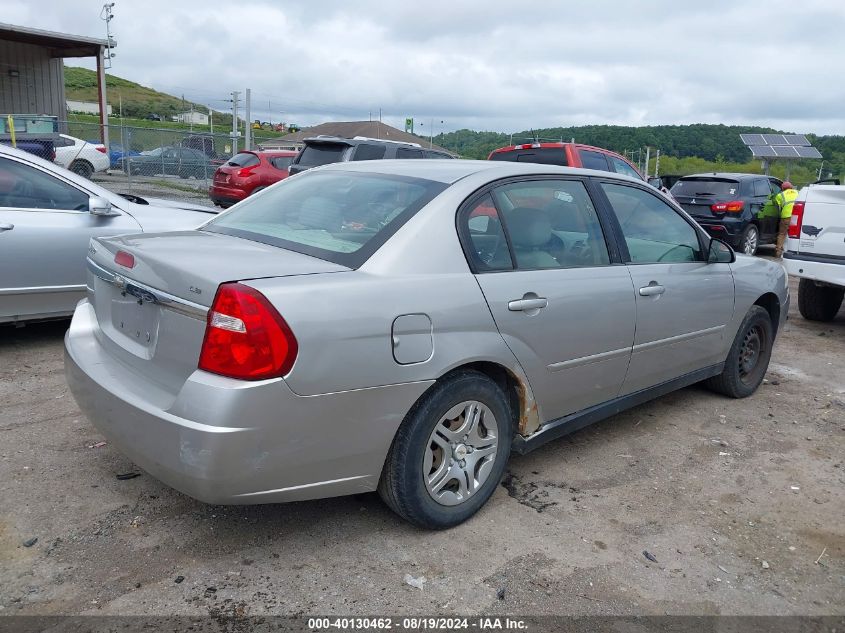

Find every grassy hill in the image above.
[64,66,216,121]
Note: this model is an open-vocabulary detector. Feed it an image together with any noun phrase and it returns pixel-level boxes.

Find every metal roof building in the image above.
[0,23,111,144]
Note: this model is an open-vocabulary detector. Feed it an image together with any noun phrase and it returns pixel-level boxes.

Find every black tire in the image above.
[740,224,759,256]
[179,169,190,179]
[378,370,513,529]
[705,306,773,398]
[798,279,844,322]
[69,160,94,179]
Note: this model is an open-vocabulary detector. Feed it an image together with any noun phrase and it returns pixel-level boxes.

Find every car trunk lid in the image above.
[86,230,349,393]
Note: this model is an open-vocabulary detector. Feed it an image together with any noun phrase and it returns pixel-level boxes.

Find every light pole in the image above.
[419,119,444,148]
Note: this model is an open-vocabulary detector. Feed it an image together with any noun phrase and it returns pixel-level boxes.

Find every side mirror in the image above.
[648,177,662,189]
[89,196,118,216]
[708,238,735,264]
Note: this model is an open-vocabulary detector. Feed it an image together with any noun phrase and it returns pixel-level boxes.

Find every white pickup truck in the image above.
[783,184,845,321]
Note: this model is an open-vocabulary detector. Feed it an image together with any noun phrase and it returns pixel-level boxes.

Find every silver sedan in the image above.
[0,143,216,324]
[65,160,789,528]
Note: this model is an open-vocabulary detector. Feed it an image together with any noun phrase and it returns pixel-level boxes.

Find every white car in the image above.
[784,184,845,321]
[54,134,110,178]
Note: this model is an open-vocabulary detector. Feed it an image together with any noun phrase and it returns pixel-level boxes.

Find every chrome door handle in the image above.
[0,223,14,232]
[639,283,665,297]
[508,297,548,311]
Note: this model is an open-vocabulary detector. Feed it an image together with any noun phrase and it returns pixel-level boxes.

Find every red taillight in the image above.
[788,201,805,238]
[95,146,108,154]
[114,250,135,268]
[198,283,298,380]
[237,164,259,177]
[711,200,744,212]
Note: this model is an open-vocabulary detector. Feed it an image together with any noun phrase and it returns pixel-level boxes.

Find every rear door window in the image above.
[296,143,349,167]
[396,148,424,159]
[424,150,452,159]
[753,178,771,197]
[270,156,293,170]
[579,150,610,171]
[352,144,387,161]
[608,156,642,180]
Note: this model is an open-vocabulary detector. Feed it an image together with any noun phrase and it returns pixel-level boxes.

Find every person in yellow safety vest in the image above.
[774,181,799,258]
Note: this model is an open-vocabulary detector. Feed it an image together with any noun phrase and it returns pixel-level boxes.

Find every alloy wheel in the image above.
[423,401,499,507]
[743,227,758,255]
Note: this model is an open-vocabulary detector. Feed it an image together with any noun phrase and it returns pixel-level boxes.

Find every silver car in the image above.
[0,143,216,324]
[65,160,789,528]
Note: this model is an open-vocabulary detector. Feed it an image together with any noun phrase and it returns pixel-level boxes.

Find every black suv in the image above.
[669,173,783,256]
[288,136,453,176]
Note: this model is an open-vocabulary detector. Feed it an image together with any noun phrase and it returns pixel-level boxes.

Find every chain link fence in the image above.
[62,121,290,202]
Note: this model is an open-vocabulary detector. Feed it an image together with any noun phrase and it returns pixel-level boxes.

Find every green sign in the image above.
[405,117,414,134]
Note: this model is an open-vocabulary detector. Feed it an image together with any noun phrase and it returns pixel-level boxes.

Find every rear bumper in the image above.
[783,252,845,287]
[65,300,432,504]
[208,183,248,206]
[694,219,745,247]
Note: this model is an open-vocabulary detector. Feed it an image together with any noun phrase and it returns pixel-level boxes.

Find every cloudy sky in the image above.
[6,0,845,134]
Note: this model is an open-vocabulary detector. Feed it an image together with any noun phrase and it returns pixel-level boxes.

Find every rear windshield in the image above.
[295,143,349,167]
[203,171,447,268]
[489,148,567,166]
[226,152,259,167]
[670,178,740,197]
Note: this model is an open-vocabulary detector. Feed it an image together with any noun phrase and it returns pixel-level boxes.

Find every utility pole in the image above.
[643,146,650,179]
[230,91,240,154]
[209,107,213,134]
[244,88,251,150]
[655,148,661,178]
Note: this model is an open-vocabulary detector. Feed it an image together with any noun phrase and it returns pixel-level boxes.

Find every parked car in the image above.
[53,134,110,178]
[287,136,453,175]
[209,150,297,207]
[488,142,644,180]
[94,142,141,169]
[0,143,217,324]
[65,160,787,529]
[669,173,783,256]
[783,184,845,321]
[121,146,214,179]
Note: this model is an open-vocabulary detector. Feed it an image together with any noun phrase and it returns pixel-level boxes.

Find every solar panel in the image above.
[763,134,788,145]
[784,134,810,146]
[795,146,822,158]
[741,134,766,146]
[749,145,777,157]
[773,145,800,157]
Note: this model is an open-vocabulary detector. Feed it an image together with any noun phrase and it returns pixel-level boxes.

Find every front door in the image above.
[597,181,735,394]
[0,156,140,321]
[461,178,636,422]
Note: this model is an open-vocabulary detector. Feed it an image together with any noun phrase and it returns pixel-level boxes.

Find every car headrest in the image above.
[544,199,585,232]
[507,207,552,247]
[298,197,343,231]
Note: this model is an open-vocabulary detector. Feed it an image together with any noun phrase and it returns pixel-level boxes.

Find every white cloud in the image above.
[7,0,845,133]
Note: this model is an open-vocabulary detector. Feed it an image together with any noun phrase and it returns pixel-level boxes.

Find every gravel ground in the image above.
[91,171,214,207]
[0,273,843,618]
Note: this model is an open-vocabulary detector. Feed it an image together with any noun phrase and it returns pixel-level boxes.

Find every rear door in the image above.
[597,181,735,394]
[462,178,636,421]
[0,155,140,321]
[752,177,778,238]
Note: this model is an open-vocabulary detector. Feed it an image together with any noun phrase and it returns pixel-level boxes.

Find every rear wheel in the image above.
[798,279,845,322]
[705,305,773,398]
[69,160,94,179]
[740,225,759,256]
[378,371,512,529]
